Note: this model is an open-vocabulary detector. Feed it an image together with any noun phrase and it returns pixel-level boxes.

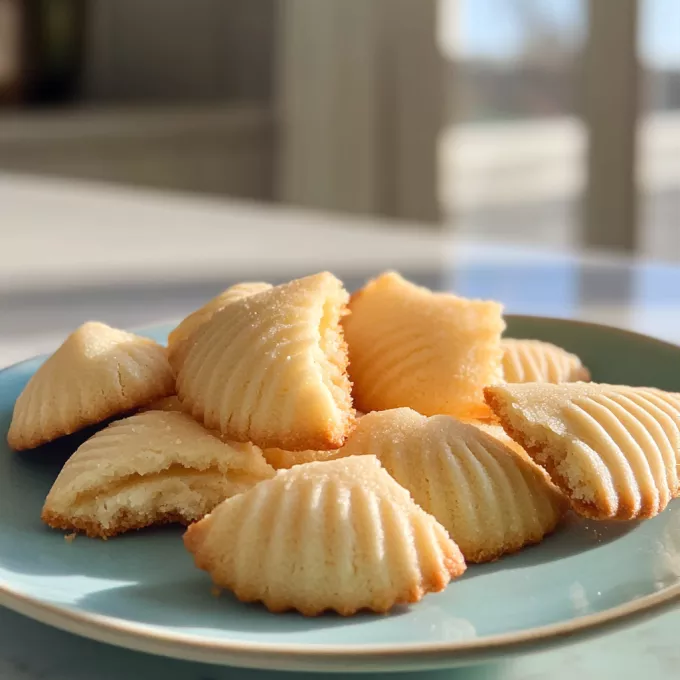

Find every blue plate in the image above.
[0,318,678,672]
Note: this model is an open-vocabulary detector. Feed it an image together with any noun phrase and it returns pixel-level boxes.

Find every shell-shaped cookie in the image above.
[465,420,565,498]
[176,272,355,451]
[470,421,532,460]
[502,339,590,383]
[338,409,566,562]
[42,411,275,538]
[261,447,341,470]
[168,282,272,369]
[141,397,328,469]
[183,456,466,615]
[484,383,680,520]
[8,322,175,451]
[139,395,189,413]
[261,414,373,469]
[343,272,505,420]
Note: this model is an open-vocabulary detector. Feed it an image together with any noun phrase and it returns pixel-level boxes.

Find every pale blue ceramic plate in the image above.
[0,318,679,673]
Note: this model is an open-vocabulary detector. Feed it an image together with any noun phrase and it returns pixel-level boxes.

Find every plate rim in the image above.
[1,316,680,670]
[0,573,678,670]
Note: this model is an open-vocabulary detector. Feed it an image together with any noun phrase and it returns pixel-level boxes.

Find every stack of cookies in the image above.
[8,271,680,616]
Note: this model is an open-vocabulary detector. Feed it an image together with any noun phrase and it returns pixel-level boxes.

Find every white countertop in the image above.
[0,173,450,292]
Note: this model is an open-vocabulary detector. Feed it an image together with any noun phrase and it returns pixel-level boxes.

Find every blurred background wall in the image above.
[0,0,679,259]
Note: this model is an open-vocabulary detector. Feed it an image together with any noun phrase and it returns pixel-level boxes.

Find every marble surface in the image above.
[1,174,680,678]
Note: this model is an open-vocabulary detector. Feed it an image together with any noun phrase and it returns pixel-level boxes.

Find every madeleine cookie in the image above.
[261,447,341,470]
[467,420,564,497]
[176,272,355,451]
[338,409,566,562]
[261,412,368,469]
[139,395,188,413]
[42,411,275,538]
[502,339,590,383]
[470,421,532,460]
[141,397,331,467]
[8,322,175,451]
[343,272,504,420]
[485,383,680,520]
[168,282,272,370]
[184,456,465,615]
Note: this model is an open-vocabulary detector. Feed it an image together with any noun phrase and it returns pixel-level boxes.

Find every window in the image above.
[439,0,586,248]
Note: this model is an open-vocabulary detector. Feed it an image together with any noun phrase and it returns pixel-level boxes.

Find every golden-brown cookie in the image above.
[337,409,566,562]
[168,282,271,370]
[485,383,680,520]
[502,339,590,383]
[261,411,370,469]
[176,272,355,451]
[8,322,175,451]
[184,456,465,615]
[470,421,532,459]
[260,410,369,470]
[42,410,275,538]
[343,272,505,420]
[261,447,341,470]
[141,397,328,469]
[139,395,188,413]
[465,419,564,497]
